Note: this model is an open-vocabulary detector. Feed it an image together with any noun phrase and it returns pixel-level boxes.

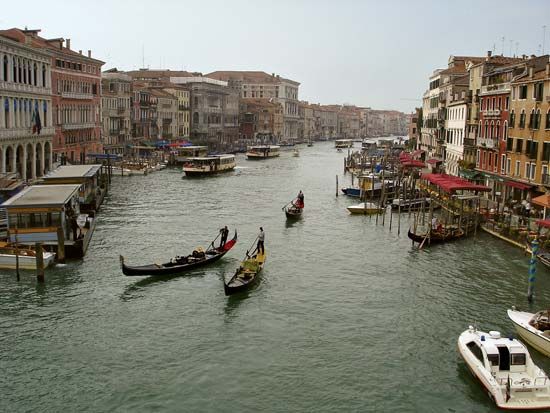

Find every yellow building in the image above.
[163,86,190,139]
[505,57,550,199]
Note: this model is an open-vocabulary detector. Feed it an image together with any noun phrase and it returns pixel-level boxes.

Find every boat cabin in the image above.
[335,139,353,148]
[172,146,208,164]
[1,184,96,258]
[41,165,106,213]
[246,145,280,158]
[183,155,236,175]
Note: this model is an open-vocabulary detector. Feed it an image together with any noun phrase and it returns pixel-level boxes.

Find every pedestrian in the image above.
[220,225,229,248]
[256,227,265,255]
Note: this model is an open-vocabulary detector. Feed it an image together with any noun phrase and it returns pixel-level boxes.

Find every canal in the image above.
[2,141,550,412]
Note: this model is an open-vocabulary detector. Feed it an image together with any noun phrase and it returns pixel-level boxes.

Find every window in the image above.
[543,165,549,182]
[501,154,506,173]
[467,342,484,363]
[506,137,514,151]
[526,163,531,179]
[2,55,7,81]
[505,96,509,110]
[519,84,528,99]
[546,110,550,129]
[534,109,541,130]
[544,142,550,162]
[519,110,526,128]
[509,110,515,128]
[534,82,544,102]
[529,109,535,129]
[530,163,536,180]
[515,160,521,176]
[506,158,511,174]
[487,354,499,366]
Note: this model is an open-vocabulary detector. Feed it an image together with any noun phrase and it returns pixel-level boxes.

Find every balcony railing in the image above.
[477,137,497,149]
[0,81,51,95]
[61,92,94,100]
[0,126,55,139]
[480,84,510,94]
[482,109,501,118]
[61,122,96,130]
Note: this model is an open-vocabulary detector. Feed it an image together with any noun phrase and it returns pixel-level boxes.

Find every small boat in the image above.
[0,243,56,270]
[293,149,300,157]
[391,197,431,211]
[182,155,236,176]
[458,325,550,410]
[335,139,353,148]
[347,202,384,215]
[337,148,343,152]
[508,308,550,357]
[407,226,466,245]
[307,141,313,147]
[538,252,550,269]
[120,231,237,276]
[246,145,280,160]
[224,249,266,296]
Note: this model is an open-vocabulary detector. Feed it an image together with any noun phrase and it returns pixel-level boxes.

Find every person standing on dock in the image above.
[220,226,229,248]
[257,227,265,255]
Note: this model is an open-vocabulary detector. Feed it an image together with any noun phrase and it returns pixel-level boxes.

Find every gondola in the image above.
[407,226,465,246]
[283,195,304,219]
[224,249,266,296]
[120,231,237,276]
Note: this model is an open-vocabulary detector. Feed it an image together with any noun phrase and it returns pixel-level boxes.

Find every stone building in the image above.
[0,31,53,180]
[150,89,177,141]
[239,98,283,146]
[170,76,239,152]
[299,102,315,142]
[131,82,158,143]
[101,69,131,155]
[0,29,104,165]
[163,85,190,139]
[206,71,300,142]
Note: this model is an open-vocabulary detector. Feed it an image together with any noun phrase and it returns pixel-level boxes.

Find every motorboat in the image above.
[346,202,384,215]
[391,197,431,211]
[508,308,550,357]
[246,145,280,159]
[182,155,236,176]
[0,243,56,270]
[458,325,550,410]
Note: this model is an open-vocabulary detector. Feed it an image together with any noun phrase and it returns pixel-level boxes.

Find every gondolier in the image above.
[220,226,229,248]
[257,227,265,255]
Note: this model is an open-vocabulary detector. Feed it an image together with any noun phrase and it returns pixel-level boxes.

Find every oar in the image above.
[281,200,293,211]
[245,235,259,258]
[208,230,222,250]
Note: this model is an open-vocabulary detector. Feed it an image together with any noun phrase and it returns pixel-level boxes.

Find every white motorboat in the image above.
[458,325,550,410]
[0,244,56,270]
[346,202,384,215]
[183,155,236,176]
[293,149,300,157]
[508,308,550,357]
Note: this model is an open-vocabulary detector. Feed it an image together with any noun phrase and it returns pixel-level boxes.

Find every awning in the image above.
[504,180,533,190]
[402,160,425,168]
[532,194,550,208]
[427,158,443,165]
[421,173,491,193]
[536,219,550,228]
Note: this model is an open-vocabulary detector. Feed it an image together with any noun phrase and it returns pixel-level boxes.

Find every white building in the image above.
[445,99,468,176]
[420,70,442,157]
[0,34,53,180]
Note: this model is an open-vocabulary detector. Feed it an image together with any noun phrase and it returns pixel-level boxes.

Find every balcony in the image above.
[480,83,510,95]
[482,109,501,118]
[477,137,497,149]
[62,122,96,130]
[178,104,189,111]
[0,126,55,139]
[61,92,94,100]
[0,80,51,95]
[464,138,475,147]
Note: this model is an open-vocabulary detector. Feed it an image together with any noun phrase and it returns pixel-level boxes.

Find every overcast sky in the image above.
[2,0,549,112]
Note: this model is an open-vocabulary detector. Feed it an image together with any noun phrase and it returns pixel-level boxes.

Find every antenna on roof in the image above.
[509,39,513,56]
[543,25,547,55]
[501,36,505,55]
[142,44,145,69]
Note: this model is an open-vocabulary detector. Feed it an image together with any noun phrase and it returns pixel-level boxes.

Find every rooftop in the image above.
[43,165,102,180]
[2,184,81,208]
[206,70,300,86]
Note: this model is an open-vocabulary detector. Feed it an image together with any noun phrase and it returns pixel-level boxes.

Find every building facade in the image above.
[0,32,54,180]
[101,70,131,155]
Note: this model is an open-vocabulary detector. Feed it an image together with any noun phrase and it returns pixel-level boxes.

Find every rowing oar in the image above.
[418,226,431,250]
[281,200,293,211]
[246,235,259,258]
[209,230,223,250]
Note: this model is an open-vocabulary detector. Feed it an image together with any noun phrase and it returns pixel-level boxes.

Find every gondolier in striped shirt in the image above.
[256,227,265,255]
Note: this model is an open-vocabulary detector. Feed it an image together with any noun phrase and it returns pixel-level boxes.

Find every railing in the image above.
[477,137,497,149]
[482,109,501,117]
[464,138,475,147]
[61,122,96,130]
[481,84,510,94]
[61,92,94,100]
[0,81,51,95]
[0,127,55,139]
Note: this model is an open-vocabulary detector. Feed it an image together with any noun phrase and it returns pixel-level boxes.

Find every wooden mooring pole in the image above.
[35,242,45,283]
[528,238,539,302]
[14,226,20,281]
[336,175,339,197]
[56,227,65,264]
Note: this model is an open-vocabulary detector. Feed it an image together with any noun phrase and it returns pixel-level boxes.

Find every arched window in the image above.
[22,60,27,84]
[495,121,500,140]
[33,63,38,86]
[3,55,8,81]
[43,101,47,127]
[546,109,550,130]
[509,109,515,127]
[490,121,494,139]
[503,121,508,141]
[4,98,9,128]
[519,109,526,128]
[484,121,489,138]
[535,109,541,130]
[13,58,17,82]
[17,59,22,84]
[193,112,199,124]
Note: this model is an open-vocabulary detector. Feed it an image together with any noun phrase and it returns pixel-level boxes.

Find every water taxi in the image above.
[246,145,280,160]
[182,155,236,176]
[458,325,550,410]
[172,145,208,165]
[341,174,394,198]
[335,139,353,148]
[508,308,550,358]
[0,242,56,270]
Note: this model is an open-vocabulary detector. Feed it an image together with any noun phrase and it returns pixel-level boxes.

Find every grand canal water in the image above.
[2,141,550,412]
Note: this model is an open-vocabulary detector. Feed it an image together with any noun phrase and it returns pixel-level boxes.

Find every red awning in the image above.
[537,219,550,228]
[504,180,532,190]
[426,158,442,165]
[402,160,425,168]
[421,173,491,194]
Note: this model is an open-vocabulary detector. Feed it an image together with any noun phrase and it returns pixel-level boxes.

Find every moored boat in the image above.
[347,202,384,215]
[246,145,280,159]
[182,155,236,176]
[391,197,431,211]
[120,231,237,276]
[508,308,550,357]
[0,243,56,270]
[335,139,353,148]
[224,249,266,296]
[407,225,466,245]
[458,325,550,410]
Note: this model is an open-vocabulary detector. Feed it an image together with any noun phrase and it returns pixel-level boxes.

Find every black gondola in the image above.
[407,227,465,246]
[120,231,237,276]
[224,250,266,296]
[284,205,303,218]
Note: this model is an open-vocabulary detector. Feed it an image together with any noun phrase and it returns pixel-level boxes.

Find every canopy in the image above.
[402,160,425,168]
[412,150,424,157]
[422,173,491,194]
[536,219,550,229]
[504,180,532,190]
[426,158,443,165]
[532,194,550,209]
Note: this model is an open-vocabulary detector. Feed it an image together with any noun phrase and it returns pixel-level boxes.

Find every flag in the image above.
[32,108,42,135]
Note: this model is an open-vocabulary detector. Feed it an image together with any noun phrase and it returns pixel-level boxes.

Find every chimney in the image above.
[79,50,82,55]
[66,38,71,50]
[529,67,534,78]
[88,50,91,58]
[487,50,492,58]
[546,57,550,76]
